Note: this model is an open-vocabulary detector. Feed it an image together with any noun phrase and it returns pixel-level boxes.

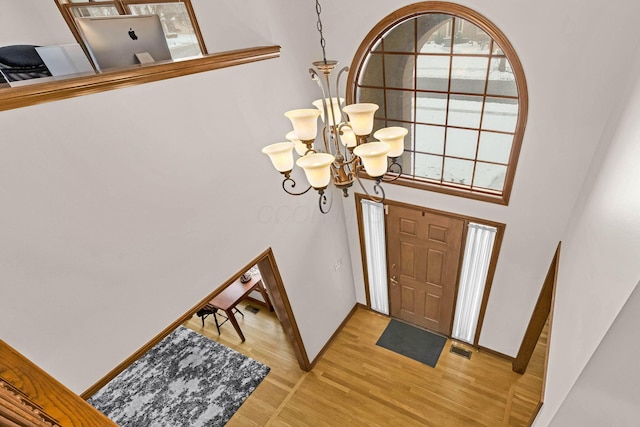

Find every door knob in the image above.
[390,276,398,285]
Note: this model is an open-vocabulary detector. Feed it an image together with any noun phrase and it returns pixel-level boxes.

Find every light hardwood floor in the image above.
[183,305,546,426]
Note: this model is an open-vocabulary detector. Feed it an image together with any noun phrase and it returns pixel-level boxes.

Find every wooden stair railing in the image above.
[0,379,61,426]
[0,340,116,427]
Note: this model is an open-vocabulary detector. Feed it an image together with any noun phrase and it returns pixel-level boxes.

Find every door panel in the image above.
[388,205,464,335]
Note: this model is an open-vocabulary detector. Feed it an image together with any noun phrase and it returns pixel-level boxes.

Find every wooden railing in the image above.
[0,45,281,112]
[0,340,116,427]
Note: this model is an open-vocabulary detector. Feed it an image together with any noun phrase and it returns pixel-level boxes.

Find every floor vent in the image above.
[245,305,260,314]
[450,345,472,359]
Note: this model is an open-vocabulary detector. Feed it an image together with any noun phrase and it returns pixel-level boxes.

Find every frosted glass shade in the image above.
[374,126,408,158]
[262,141,295,173]
[312,97,344,127]
[342,103,379,136]
[286,131,310,156]
[353,141,390,177]
[284,109,321,141]
[296,152,335,189]
[339,124,357,148]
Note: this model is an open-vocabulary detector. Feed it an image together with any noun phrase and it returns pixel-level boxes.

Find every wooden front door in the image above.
[387,204,465,335]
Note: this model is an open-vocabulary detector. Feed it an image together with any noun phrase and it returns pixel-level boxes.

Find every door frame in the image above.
[355,194,506,346]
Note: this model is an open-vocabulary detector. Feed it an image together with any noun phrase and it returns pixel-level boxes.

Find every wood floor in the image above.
[183,304,546,426]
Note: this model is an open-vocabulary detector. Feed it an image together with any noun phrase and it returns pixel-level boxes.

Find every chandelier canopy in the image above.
[262,0,406,213]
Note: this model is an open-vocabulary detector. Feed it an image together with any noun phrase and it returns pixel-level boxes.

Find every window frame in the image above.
[347,2,528,205]
[54,0,208,66]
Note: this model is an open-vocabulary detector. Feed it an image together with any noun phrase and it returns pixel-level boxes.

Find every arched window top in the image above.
[348,2,528,205]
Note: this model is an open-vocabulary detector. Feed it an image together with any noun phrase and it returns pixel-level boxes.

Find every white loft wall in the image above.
[534,34,640,425]
[0,1,356,393]
[0,0,73,45]
[549,282,640,426]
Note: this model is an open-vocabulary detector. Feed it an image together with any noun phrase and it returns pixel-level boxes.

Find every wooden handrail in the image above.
[0,45,281,112]
[0,340,116,426]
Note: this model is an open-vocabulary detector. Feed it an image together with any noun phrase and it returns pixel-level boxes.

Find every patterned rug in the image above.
[88,326,270,426]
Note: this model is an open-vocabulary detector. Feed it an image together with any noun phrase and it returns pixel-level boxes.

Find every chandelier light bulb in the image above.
[353,141,390,178]
[342,103,379,136]
[339,124,357,148]
[284,109,321,141]
[262,141,295,173]
[312,97,344,127]
[286,131,310,156]
[296,152,335,189]
[373,126,408,158]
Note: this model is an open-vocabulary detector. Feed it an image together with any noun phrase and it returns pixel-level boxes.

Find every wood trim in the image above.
[257,249,312,371]
[478,345,515,362]
[310,304,359,367]
[0,45,280,112]
[539,244,560,405]
[513,242,561,374]
[0,341,117,426]
[346,1,528,206]
[81,246,309,399]
[354,194,373,308]
[527,401,544,427]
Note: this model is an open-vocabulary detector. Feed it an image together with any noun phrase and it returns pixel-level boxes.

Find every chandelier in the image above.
[261,0,407,214]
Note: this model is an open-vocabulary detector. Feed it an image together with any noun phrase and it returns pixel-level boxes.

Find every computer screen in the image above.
[75,15,172,72]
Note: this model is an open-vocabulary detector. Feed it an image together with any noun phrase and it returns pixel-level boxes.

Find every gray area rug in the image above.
[88,325,269,426]
[376,319,447,367]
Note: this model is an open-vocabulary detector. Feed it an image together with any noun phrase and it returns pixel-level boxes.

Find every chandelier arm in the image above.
[382,158,403,182]
[335,66,350,124]
[321,72,343,155]
[282,176,313,196]
[354,173,385,203]
[318,189,332,214]
[310,68,334,154]
[372,177,386,200]
[321,124,333,155]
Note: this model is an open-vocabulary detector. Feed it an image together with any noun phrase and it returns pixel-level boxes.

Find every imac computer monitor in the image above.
[75,15,172,72]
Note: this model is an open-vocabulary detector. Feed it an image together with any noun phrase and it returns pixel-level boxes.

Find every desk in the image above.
[206,275,272,342]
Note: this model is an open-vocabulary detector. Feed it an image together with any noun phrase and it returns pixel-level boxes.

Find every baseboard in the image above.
[310,304,359,368]
[478,345,515,362]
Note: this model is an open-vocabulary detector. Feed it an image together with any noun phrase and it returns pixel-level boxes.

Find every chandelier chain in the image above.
[315,0,327,63]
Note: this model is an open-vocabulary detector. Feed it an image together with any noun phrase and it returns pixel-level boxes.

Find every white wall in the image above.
[0,0,356,393]
[533,28,640,425]
[549,281,640,426]
[0,0,73,45]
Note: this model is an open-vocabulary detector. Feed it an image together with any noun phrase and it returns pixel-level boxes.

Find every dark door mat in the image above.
[376,319,447,367]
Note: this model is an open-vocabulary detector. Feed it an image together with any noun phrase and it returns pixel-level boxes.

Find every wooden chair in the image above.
[196,305,243,335]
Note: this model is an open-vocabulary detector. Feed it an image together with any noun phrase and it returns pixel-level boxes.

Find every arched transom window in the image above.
[348,2,528,204]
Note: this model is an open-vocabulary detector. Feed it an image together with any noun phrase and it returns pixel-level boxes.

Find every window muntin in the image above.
[56,0,206,61]
[350,4,527,204]
[125,2,202,58]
